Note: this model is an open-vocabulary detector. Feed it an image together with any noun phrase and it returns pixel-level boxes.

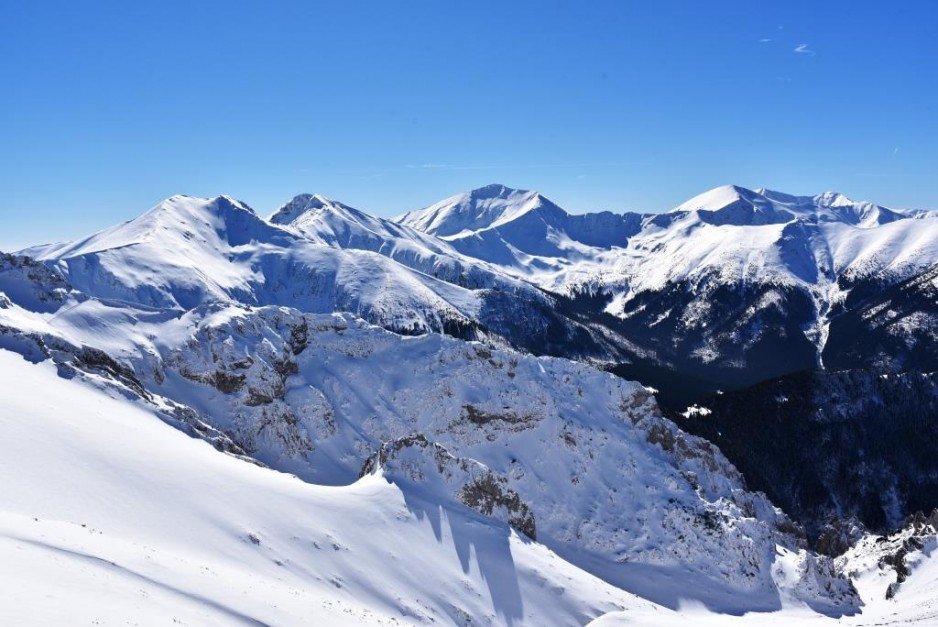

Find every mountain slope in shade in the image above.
[674,369,938,540]
[823,263,938,372]
[591,514,938,626]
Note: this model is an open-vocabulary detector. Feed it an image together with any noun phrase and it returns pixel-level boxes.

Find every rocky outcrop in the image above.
[838,509,938,601]
[0,253,71,312]
[361,434,536,539]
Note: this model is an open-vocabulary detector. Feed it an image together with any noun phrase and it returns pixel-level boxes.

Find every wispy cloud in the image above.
[759,38,772,43]
[794,43,815,55]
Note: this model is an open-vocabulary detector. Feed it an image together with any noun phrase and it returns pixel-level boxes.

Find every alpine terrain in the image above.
[2,183,936,625]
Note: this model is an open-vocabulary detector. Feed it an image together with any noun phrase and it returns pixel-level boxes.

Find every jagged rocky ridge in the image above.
[837,509,938,601]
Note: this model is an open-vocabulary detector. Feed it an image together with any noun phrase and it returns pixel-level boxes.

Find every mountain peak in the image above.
[270,193,355,225]
[669,185,909,228]
[156,194,256,215]
[673,185,758,211]
[397,184,562,237]
[813,191,857,207]
[468,183,525,199]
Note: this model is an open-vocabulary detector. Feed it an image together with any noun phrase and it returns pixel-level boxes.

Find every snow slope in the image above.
[0,348,653,625]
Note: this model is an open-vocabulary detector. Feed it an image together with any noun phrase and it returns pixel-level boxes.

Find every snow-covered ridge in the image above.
[19,194,512,334]
[394,183,937,300]
[13,183,937,393]
[269,192,526,291]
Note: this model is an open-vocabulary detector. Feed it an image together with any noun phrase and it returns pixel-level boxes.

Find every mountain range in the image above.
[2,183,937,624]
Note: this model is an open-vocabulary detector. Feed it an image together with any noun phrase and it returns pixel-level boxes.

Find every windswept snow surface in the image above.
[3,339,935,625]
[0,349,648,625]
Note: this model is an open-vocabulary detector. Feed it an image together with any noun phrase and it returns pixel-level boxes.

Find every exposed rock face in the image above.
[0,320,253,463]
[161,307,316,460]
[838,509,938,601]
[361,434,537,540]
[0,253,71,312]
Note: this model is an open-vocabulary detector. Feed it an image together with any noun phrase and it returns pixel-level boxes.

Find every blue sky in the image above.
[2,1,936,248]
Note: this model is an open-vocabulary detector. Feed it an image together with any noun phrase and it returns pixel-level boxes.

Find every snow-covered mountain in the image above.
[397,183,644,283]
[24,184,933,392]
[269,192,521,290]
[0,249,866,622]
[21,194,481,324]
[3,182,937,624]
[20,194,630,362]
[398,183,934,293]
[398,183,938,390]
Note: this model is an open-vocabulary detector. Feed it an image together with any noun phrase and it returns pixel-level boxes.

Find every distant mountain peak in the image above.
[270,193,356,225]
[813,191,856,207]
[466,183,535,201]
[396,184,563,238]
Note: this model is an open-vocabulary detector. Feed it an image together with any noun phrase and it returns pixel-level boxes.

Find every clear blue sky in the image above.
[2,1,936,249]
